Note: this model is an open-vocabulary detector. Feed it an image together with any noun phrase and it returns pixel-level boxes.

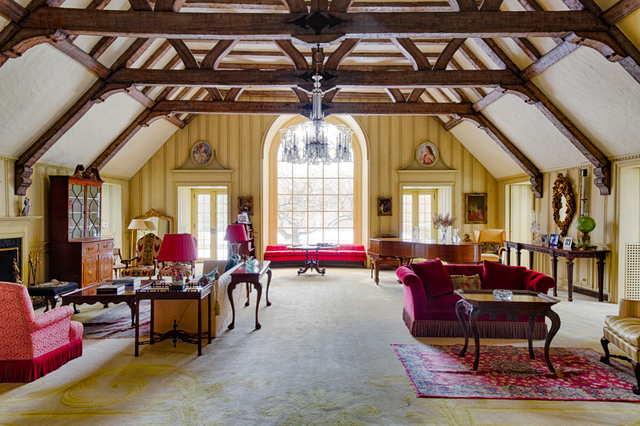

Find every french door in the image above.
[191,189,228,260]
[402,189,438,240]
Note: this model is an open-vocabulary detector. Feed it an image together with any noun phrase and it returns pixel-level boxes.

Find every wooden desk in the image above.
[228,261,272,330]
[135,282,212,356]
[504,241,610,302]
[368,238,481,284]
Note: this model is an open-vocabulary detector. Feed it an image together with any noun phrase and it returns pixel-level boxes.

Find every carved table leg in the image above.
[127,301,136,326]
[528,315,536,359]
[254,282,262,330]
[197,295,202,356]
[135,298,140,357]
[470,309,482,371]
[566,257,575,302]
[456,300,469,357]
[265,269,272,306]
[551,255,558,297]
[543,309,561,373]
[515,246,522,266]
[374,258,380,285]
[597,256,605,302]
[227,282,237,330]
[600,337,611,364]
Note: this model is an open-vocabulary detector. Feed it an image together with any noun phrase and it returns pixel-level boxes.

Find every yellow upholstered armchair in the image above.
[122,234,163,277]
[473,229,506,263]
[601,299,640,395]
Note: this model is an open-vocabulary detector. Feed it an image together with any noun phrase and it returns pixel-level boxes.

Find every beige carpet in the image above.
[1,268,639,425]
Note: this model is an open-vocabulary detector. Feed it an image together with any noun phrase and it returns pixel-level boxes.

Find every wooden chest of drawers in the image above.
[49,239,113,287]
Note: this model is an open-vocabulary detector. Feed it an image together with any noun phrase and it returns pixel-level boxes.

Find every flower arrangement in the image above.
[432,213,457,229]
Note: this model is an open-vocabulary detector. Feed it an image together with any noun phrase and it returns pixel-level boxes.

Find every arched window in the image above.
[276,145,355,244]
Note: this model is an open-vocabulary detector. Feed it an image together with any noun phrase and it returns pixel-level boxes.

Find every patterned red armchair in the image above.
[0,282,83,382]
[122,234,163,277]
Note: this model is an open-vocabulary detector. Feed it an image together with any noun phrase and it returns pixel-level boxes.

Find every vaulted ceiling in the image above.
[1,0,639,197]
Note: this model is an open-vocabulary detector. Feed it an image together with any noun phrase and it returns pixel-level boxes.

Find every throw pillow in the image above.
[450,274,482,290]
[224,257,239,273]
[205,267,218,281]
[409,259,454,299]
[481,242,500,255]
[481,260,526,290]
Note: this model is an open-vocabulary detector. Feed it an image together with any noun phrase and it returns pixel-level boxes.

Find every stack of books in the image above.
[97,283,126,294]
[109,277,142,290]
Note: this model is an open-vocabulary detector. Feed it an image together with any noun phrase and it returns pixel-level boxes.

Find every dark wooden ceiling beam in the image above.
[0,0,28,22]
[462,112,542,197]
[322,38,359,101]
[433,38,466,70]
[513,37,542,61]
[20,8,608,40]
[154,0,188,11]
[201,39,238,69]
[275,39,309,69]
[385,88,405,102]
[328,0,354,12]
[108,68,523,88]
[391,38,430,70]
[601,0,640,25]
[88,36,116,59]
[310,0,328,11]
[157,0,473,11]
[281,0,307,12]
[153,99,474,115]
[129,0,153,10]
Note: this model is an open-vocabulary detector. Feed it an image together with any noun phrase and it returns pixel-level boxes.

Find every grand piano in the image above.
[368,238,481,284]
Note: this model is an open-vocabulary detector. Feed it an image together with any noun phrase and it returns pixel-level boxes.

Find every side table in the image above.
[228,261,272,330]
[135,282,212,356]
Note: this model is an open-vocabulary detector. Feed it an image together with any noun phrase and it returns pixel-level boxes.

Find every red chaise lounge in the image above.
[397,259,555,339]
[0,282,83,383]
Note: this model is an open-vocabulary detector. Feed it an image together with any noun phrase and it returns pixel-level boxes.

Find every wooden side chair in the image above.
[601,298,640,395]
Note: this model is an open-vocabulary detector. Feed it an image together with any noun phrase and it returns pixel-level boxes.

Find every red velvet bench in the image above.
[264,244,367,267]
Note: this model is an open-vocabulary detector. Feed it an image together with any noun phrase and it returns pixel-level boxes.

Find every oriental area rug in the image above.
[393,344,640,402]
[81,301,150,339]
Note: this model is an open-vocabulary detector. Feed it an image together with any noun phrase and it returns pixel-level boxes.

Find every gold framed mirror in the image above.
[552,173,576,237]
[135,209,174,240]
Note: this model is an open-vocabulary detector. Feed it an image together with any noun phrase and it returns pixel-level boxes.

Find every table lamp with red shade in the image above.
[157,234,198,283]
[224,224,248,260]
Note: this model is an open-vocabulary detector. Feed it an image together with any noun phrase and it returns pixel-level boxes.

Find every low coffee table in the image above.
[61,281,156,326]
[455,289,561,372]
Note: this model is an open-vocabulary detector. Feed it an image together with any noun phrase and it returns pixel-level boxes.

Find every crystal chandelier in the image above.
[279,46,353,165]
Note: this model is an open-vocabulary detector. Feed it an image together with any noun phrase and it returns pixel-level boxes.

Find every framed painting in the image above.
[191,141,213,166]
[238,196,253,216]
[465,193,487,224]
[415,142,438,167]
[377,197,392,216]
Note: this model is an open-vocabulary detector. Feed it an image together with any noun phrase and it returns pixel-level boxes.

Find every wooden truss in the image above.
[1,0,638,196]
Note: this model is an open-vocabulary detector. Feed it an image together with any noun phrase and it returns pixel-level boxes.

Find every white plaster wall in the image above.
[101,119,180,178]
[40,93,147,167]
[481,94,587,170]
[0,44,97,157]
[450,121,523,179]
[532,47,640,158]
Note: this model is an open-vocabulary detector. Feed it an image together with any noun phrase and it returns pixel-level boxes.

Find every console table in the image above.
[504,241,610,302]
[228,261,272,330]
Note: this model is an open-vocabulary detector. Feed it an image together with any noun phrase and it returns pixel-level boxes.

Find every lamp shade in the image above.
[127,219,148,230]
[157,234,198,262]
[224,224,249,242]
[144,220,156,231]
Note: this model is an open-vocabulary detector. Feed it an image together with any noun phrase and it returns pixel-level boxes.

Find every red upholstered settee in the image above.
[264,244,367,267]
[397,260,555,339]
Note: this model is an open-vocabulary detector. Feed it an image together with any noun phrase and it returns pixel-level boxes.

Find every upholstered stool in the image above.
[27,280,78,312]
[601,299,640,395]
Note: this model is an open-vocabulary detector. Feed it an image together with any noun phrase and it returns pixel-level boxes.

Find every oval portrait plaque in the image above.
[191,141,213,166]
[415,142,438,167]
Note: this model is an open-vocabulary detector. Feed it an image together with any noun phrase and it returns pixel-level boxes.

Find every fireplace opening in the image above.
[0,238,22,283]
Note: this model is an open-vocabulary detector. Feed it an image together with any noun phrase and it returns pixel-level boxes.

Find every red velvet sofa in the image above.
[397,259,555,339]
[264,244,367,267]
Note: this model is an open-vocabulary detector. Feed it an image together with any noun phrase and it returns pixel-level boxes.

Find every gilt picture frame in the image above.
[377,197,392,216]
[238,196,253,216]
[465,193,487,224]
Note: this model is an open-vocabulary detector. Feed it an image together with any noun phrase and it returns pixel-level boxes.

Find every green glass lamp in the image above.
[575,216,596,249]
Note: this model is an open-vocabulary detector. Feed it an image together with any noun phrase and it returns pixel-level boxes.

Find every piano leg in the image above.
[374,258,380,285]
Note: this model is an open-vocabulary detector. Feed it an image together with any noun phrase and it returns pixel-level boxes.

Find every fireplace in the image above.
[0,238,21,282]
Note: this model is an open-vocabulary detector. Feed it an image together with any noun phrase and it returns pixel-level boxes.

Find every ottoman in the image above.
[28,280,78,311]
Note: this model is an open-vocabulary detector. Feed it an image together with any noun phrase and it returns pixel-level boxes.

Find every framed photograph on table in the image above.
[563,237,573,251]
[541,234,549,246]
[377,197,392,216]
[549,234,560,247]
[465,193,487,224]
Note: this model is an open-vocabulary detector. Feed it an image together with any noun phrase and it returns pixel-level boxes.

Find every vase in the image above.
[439,227,448,244]
[413,226,420,240]
[451,228,461,244]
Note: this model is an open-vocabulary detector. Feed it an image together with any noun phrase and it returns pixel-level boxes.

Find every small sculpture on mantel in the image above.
[21,197,31,216]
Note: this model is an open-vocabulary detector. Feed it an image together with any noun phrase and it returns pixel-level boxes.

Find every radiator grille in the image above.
[625,243,640,300]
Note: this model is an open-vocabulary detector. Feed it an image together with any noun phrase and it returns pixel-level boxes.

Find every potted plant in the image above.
[433,213,457,243]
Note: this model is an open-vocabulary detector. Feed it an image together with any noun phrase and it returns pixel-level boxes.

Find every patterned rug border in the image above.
[81,301,150,339]
[393,344,640,402]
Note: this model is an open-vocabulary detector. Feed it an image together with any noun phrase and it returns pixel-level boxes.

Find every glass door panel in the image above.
[192,189,228,260]
[87,186,101,238]
[403,189,437,240]
[69,184,85,239]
